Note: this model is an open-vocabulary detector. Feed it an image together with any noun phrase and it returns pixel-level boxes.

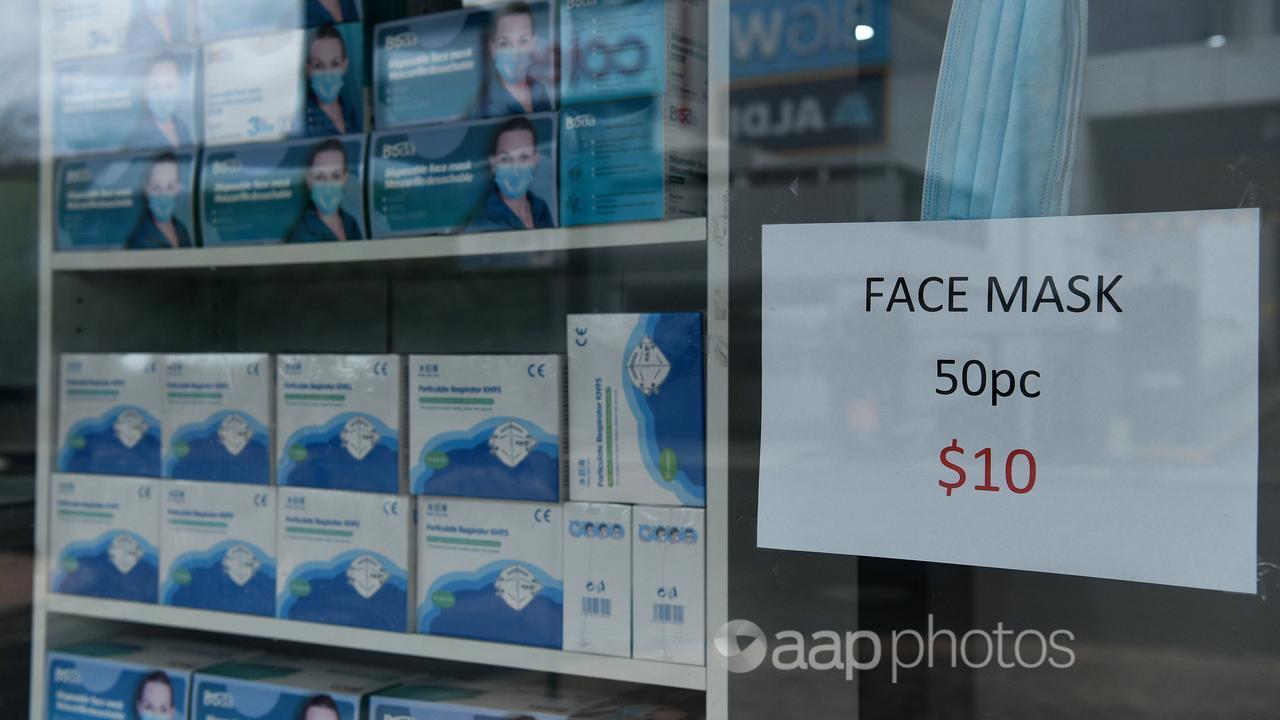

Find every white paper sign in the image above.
[758,209,1259,593]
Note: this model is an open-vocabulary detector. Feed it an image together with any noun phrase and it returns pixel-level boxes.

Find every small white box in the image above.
[563,502,631,658]
[567,313,705,506]
[632,505,705,666]
[160,481,276,617]
[193,652,411,720]
[163,353,272,484]
[277,354,405,494]
[277,487,413,632]
[58,353,164,478]
[409,354,565,502]
[416,497,563,648]
[50,473,160,603]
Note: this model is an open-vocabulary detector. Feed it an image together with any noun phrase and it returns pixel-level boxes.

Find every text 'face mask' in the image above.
[495,162,536,200]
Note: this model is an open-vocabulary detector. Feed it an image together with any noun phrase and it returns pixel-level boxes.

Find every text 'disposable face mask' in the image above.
[922,0,1088,221]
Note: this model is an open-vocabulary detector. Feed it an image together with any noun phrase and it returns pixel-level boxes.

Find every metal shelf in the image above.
[45,593,706,691]
[50,218,708,272]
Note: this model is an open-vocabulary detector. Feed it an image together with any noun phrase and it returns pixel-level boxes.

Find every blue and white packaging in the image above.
[368,679,588,720]
[567,313,705,506]
[416,497,562,648]
[47,636,241,720]
[373,2,556,128]
[203,23,365,146]
[51,0,197,60]
[632,505,704,666]
[369,113,558,237]
[559,97,706,226]
[56,148,199,251]
[197,0,361,41]
[200,135,368,245]
[193,653,407,720]
[161,481,277,617]
[163,354,272,484]
[277,354,404,494]
[560,0,708,107]
[409,354,564,502]
[277,488,413,631]
[50,473,160,602]
[54,48,199,156]
[563,502,631,658]
[58,353,164,478]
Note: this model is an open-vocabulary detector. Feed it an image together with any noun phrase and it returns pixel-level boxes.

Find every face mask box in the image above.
[56,148,199,251]
[409,354,564,502]
[559,97,706,226]
[202,22,365,146]
[50,473,160,602]
[51,0,198,61]
[368,680,591,720]
[160,480,277,617]
[562,502,631,658]
[193,653,408,720]
[369,112,558,237]
[566,313,705,507]
[277,487,413,632]
[560,0,708,107]
[200,135,367,246]
[276,354,404,494]
[58,353,165,478]
[47,636,242,720]
[162,354,272,483]
[54,48,199,156]
[632,505,704,666]
[372,2,556,129]
[416,497,562,648]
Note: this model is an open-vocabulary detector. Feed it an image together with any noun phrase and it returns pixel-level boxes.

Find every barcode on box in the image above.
[582,596,612,617]
[652,603,684,625]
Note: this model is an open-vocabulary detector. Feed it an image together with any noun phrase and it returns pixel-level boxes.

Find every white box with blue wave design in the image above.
[277,354,405,494]
[409,354,564,502]
[416,497,562,648]
[161,481,276,617]
[163,354,272,485]
[632,505,704,666]
[50,474,160,603]
[58,353,164,478]
[277,487,413,631]
[567,313,705,507]
[193,652,409,720]
[562,502,631,658]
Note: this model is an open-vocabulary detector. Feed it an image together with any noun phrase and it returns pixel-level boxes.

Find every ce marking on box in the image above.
[527,363,548,378]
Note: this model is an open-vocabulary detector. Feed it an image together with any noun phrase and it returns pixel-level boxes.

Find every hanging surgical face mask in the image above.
[493,47,533,85]
[147,192,177,222]
[146,89,178,120]
[921,0,1088,221]
[494,162,536,199]
[310,180,346,215]
[310,68,345,105]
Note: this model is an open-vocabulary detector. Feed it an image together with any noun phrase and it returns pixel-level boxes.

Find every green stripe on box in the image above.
[605,387,614,487]
[286,526,353,537]
[170,519,228,528]
[419,397,495,406]
[427,535,501,548]
[167,391,223,399]
[67,389,117,397]
[57,510,112,519]
[284,393,345,401]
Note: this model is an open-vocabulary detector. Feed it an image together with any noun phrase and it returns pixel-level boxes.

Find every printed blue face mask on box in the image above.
[310,180,345,215]
[310,69,345,104]
[495,163,535,199]
[139,711,171,720]
[147,89,179,120]
[148,192,177,222]
[493,48,533,84]
[921,0,1088,221]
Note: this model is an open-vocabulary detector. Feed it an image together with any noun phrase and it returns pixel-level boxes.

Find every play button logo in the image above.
[712,619,768,673]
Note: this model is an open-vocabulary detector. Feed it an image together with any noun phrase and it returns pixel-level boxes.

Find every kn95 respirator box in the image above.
[562,502,632,658]
[632,505,705,666]
[162,353,272,484]
[50,473,160,603]
[409,354,564,502]
[58,353,164,478]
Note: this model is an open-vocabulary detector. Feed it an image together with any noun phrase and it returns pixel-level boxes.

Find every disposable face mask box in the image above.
[160,481,277,617]
[56,149,199,251]
[277,487,413,631]
[567,313,705,506]
[193,653,407,720]
[369,112,558,237]
[368,680,591,720]
[562,502,631,658]
[197,0,361,41]
[54,48,199,156]
[203,22,365,146]
[51,0,197,61]
[277,354,404,494]
[58,353,164,478]
[47,636,241,720]
[559,97,706,226]
[372,2,556,128]
[560,0,708,107]
[162,354,271,483]
[409,354,564,502]
[200,135,367,246]
[50,474,160,602]
[632,506,704,666]
[417,497,562,648]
